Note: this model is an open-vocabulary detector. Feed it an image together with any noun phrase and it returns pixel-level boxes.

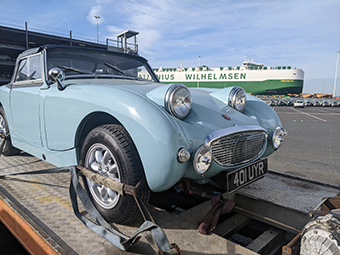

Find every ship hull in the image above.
[161,79,303,95]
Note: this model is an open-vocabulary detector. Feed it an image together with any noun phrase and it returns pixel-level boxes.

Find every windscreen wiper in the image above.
[104,63,125,75]
[57,65,91,74]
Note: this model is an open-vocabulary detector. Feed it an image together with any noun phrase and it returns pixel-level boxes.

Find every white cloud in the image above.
[107,25,125,36]
[102,0,229,55]
[87,5,105,25]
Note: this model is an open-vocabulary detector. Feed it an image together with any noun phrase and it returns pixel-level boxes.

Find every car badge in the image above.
[222,114,231,120]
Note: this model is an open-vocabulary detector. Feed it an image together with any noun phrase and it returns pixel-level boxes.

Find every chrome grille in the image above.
[210,131,266,166]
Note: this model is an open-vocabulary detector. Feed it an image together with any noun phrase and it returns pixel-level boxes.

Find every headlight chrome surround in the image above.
[193,145,213,176]
[228,86,246,112]
[165,83,192,119]
[272,127,288,150]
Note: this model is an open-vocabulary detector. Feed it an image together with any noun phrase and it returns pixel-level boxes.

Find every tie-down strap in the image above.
[76,165,140,197]
[72,165,181,254]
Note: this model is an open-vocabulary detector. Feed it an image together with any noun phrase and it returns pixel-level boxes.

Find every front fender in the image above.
[243,95,283,156]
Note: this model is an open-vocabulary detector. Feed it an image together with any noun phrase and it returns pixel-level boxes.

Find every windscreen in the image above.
[46,47,157,82]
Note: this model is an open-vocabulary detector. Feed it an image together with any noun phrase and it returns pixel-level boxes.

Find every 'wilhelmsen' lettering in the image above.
[184,73,246,81]
[139,71,247,81]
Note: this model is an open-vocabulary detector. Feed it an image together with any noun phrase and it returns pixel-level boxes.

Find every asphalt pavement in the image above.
[268,106,340,186]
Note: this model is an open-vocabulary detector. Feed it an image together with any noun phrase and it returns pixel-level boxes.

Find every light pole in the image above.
[197,56,201,88]
[333,51,340,98]
[95,15,100,43]
[322,82,325,100]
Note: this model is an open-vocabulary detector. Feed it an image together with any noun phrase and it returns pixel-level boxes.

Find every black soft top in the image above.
[17,44,148,63]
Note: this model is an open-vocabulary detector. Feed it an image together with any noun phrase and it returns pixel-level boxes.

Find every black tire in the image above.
[80,124,150,224]
[0,107,20,156]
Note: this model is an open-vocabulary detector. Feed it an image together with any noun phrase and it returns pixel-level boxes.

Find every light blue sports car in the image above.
[0,45,287,223]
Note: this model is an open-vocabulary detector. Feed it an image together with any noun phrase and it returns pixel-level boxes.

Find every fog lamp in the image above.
[177,148,190,163]
[193,145,213,176]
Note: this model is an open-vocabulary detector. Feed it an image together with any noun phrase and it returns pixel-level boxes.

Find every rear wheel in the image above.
[80,124,150,224]
[0,107,20,156]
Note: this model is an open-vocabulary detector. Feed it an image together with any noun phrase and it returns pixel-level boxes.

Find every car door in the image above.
[9,53,44,150]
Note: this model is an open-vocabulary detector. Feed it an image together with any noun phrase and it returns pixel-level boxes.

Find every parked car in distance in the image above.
[322,101,330,107]
[304,101,311,107]
[331,101,339,107]
[312,101,321,107]
[293,100,304,108]
[268,101,276,106]
[277,101,286,106]
[286,101,294,106]
[0,45,288,224]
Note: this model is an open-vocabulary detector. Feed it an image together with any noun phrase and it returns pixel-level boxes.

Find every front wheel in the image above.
[80,124,150,224]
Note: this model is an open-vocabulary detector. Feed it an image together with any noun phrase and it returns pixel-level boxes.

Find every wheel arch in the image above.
[75,111,122,163]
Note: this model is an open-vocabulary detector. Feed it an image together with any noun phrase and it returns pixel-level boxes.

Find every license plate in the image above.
[227,158,268,193]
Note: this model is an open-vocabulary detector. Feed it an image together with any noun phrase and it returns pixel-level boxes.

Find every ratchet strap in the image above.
[321,195,340,214]
[309,195,340,220]
[198,194,235,235]
[70,166,180,254]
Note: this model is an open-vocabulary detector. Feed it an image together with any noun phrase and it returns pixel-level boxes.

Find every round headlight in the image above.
[272,127,287,149]
[228,86,246,112]
[193,145,213,176]
[165,84,192,119]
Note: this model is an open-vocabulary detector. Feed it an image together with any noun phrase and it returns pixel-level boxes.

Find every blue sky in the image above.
[1,0,339,95]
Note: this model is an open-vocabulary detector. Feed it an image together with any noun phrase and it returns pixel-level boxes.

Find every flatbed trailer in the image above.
[0,152,339,254]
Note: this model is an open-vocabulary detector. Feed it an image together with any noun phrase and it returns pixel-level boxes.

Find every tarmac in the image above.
[268,106,340,186]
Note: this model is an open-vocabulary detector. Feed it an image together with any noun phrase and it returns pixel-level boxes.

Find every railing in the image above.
[106,38,138,54]
[0,17,103,45]
[1,17,138,54]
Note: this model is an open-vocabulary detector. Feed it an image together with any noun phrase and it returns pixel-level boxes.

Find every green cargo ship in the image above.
[140,57,304,95]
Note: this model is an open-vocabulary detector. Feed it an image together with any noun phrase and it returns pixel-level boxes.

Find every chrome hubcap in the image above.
[0,115,6,134]
[85,143,121,209]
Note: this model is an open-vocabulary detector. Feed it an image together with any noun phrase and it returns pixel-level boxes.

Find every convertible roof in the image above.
[17,44,148,63]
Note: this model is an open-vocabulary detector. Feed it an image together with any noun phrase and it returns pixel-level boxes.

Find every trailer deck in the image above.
[0,152,338,254]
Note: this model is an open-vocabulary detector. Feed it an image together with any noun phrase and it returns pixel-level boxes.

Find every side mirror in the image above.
[48,68,66,91]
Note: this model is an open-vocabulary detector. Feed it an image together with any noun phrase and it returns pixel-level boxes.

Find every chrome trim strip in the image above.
[205,125,268,147]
